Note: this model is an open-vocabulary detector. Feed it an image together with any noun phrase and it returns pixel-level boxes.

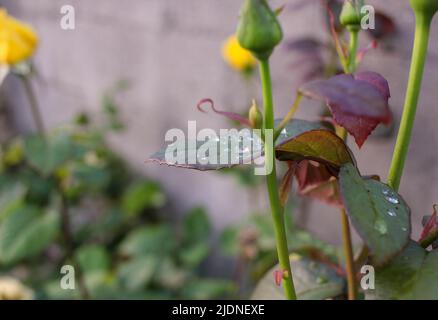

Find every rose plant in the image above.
[149,0,438,300]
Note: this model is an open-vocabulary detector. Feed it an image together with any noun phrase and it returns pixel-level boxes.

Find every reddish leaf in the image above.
[299,72,392,147]
[276,129,355,169]
[355,71,391,101]
[295,160,343,207]
[419,205,438,249]
[197,98,252,127]
[279,162,296,206]
[368,11,396,40]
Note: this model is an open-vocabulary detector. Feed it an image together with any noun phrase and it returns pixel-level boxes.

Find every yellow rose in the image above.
[222,35,256,72]
[0,9,38,65]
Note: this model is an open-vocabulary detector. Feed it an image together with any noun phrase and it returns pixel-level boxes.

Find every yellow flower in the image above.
[0,9,38,65]
[222,35,256,72]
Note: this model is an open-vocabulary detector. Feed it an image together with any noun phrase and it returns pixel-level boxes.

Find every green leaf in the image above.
[182,207,211,243]
[76,245,111,273]
[0,183,26,221]
[180,278,235,299]
[367,241,438,300]
[0,206,59,264]
[148,119,354,171]
[118,225,174,258]
[71,163,111,191]
[219,227,240,256]
[118,256,158,291]
[339,163,411,266]
[179,209,212,267]
[179,243,210,268]
[251,254,345,300]
[121,181,165,216]
[24,133,79,175]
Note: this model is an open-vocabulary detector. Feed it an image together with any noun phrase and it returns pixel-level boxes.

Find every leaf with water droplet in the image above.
[148,119,355,172]
[367,241,438,300]
[339,163,411,266]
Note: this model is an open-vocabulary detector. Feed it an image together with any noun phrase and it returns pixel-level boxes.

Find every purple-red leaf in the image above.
[299,72,392,147]
[279,162,296,206]
[295,160,343,207]
[419,205,438,249]
[368,11,396,40]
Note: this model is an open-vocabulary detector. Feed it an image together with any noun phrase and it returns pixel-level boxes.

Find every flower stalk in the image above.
[388,5,436,190]
[335,3,363,298]
[237,0,296,300]
[260,59,297,300]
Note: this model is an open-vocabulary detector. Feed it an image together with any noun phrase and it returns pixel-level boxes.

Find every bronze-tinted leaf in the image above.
[276,129,355,169]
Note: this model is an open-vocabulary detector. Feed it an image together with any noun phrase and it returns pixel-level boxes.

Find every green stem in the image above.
[259,59,297,300]
[347,29,359,73]
[340,209,356,300]
[337,28,359,301]
[20,75,47,139]
[388,14,432,191]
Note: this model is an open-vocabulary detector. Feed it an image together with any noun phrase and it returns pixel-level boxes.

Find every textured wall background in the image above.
[2,0,438,265]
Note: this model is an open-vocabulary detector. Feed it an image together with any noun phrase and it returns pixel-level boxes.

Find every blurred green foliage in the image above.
[220,211,342,297]
[0,82,234,299]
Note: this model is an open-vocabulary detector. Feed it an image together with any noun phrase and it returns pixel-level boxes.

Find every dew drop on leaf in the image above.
[316,276,328,284]
[387,209,397,217]
[374,218,388,235]
[382,189,400,204]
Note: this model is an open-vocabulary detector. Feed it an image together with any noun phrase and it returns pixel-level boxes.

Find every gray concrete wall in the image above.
[2,0,438,249]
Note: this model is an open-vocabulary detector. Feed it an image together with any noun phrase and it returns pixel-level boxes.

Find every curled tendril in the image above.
[356,40,378,64]
[197,98,252,127]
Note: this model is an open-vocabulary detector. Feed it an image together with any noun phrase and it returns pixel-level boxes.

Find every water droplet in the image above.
[383,189,399,204]
[316,277,327,284]
[386,196,400,204]
[374,219,388,235]
[387,209,397,217]
[281,128,288,135]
